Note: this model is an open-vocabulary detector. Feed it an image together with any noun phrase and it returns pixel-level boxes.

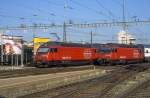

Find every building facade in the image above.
[118,31,136,44]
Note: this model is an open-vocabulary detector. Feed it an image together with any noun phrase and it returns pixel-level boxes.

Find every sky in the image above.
[0,0,150,44]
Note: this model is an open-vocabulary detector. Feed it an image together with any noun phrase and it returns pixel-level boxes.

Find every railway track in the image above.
[121,64,150,98]
[123,80,150,98]
[20,63,150,98]
[0,65,97,79]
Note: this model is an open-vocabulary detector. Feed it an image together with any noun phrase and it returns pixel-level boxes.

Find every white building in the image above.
[118,31,136,44]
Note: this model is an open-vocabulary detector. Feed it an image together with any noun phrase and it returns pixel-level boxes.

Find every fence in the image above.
[0,46,33,66]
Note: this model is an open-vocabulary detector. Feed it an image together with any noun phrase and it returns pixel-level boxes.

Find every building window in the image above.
[146,50,149,53]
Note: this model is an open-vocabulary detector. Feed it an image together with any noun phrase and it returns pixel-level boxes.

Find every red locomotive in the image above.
[96,45,144,65]
[34,42,144,67]
[34,42,98,67]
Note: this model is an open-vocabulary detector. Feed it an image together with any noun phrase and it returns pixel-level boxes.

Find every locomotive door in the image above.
[50,48,58,62]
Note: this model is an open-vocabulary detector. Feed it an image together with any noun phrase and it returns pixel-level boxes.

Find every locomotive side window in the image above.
[49,49,53,52]
[111,48,117,52]
[100,47,112,53]
[53,48,58,52]
[146,50,149,53]
[114,48,117,52]
[139,49,142,53]
[37,47,49,53]
[95,49,99,53]
[50,48,58,53]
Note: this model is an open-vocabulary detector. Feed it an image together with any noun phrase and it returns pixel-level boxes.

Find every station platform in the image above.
[0,69,107,98]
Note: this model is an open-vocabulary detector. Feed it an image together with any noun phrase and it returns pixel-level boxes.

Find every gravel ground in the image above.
[20,63,150,98]
[124,80,150,98]
[0,65,121,79]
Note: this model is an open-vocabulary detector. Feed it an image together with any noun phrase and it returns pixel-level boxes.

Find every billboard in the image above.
[33,37,50,55]
[2,35,23,55]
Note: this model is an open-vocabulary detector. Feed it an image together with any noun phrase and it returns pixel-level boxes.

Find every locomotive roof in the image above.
[106,43,143,48]
[41,41,92,48]
[41,42,145,49]
[144,45,150,48]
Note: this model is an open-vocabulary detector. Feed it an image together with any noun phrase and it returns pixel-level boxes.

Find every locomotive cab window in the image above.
[50,48,58,53]
[37,47,49,53]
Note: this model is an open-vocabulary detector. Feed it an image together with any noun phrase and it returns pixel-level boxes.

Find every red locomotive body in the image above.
[97,46,144,64]
[34,42,145,67]
[34,45,98,67]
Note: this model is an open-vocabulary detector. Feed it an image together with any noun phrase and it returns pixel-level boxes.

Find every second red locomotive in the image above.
[96,44,144,65]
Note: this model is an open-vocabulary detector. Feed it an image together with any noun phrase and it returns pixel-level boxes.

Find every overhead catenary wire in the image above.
[95,0,116,19]
[0,14,25,20]
[112,0,136,21]
[70,0,112,19]
[0,13,50,25]
[46,0,64,6]
[113,0,123,6]
[0,13,56,23]
[68,27,108,37]
[2,1,59,23]
[67,27,110,43]
[0,1,149,45]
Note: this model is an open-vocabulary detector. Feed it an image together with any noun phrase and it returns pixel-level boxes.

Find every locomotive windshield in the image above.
[37,47,49,53]
[99,47,113,53]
